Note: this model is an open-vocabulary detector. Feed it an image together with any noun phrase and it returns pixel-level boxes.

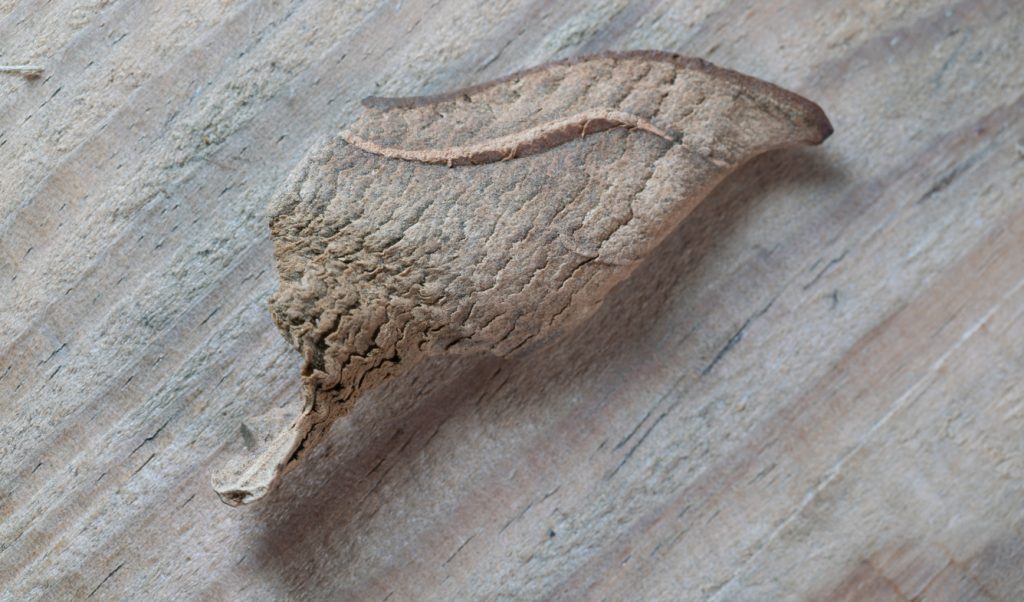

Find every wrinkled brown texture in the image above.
[211,50,832,505]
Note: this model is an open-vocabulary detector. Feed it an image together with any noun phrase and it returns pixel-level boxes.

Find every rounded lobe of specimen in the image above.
[212,50,833,506]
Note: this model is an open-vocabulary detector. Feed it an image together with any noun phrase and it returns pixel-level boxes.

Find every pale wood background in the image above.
[2,1,1022,600]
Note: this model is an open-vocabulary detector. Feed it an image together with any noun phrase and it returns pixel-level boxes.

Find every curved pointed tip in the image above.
[745,84,832,149]
[213,482,266,507]
[804,102,834,146]
[211,412,311,506]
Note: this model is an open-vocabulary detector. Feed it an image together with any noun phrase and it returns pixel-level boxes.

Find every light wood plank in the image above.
[2,0,1021,599]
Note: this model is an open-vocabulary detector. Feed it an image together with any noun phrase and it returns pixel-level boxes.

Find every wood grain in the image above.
[1,0,1022,600]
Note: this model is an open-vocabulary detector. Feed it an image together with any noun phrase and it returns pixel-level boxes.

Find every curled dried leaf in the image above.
[212,50,832,505]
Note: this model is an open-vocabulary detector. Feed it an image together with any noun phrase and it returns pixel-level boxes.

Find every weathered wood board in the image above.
[1,0,1022,600]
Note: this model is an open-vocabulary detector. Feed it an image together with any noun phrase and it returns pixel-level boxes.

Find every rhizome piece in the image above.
[212,50,833,505]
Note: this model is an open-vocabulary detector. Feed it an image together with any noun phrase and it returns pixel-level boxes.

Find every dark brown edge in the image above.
[361,50,833,145]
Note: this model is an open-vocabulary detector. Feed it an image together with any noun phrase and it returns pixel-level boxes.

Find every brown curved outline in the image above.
[342,108,675,167]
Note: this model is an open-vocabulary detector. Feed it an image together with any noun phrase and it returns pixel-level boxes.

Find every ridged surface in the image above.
[1,1,1022,600]
[210,51,831,504]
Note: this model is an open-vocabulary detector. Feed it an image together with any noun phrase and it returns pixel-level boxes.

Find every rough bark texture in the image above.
[212,51,831,505]
[2,1,1023,600]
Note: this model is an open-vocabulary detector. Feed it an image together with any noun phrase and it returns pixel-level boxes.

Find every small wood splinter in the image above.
[0,65,43,78]
[212,50,833,506]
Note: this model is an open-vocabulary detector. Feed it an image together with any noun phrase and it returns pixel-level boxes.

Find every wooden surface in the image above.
[1,1,1022,600]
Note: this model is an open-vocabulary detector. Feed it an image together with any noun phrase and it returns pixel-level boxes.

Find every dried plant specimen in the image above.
[212,50,832,505]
